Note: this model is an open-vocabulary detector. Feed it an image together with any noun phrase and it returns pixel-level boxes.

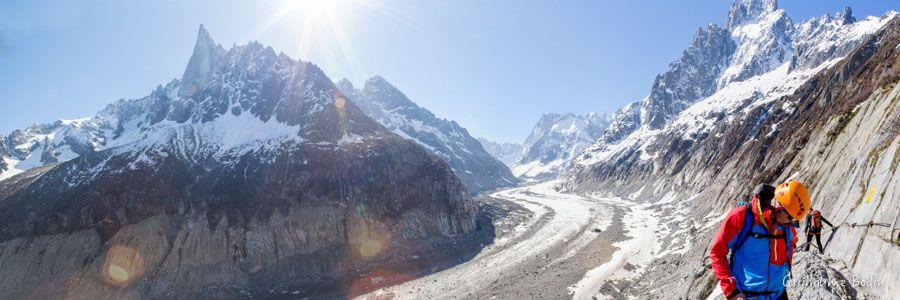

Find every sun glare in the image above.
[259,0,372,81]
[278,0,344,18]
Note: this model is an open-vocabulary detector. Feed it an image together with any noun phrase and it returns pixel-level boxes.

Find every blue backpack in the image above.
[729,202,793,276]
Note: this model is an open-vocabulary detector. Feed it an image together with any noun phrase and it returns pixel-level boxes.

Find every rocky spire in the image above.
[836,6,855,25]
[335,78,354,91]
[362,76,418,110]
[639,23,735,129]
[725,0,779,29]
[180,24,225,98]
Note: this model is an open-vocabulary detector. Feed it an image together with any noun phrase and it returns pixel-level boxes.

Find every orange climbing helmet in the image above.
[774,180,811,221]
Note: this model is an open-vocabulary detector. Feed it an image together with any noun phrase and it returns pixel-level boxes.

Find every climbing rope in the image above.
[797,221,899,251]
[846,221,891,228]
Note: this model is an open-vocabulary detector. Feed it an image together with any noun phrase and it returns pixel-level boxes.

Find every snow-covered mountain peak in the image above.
[364,75,390,87]
[570,2,895,185]
[725,0,779,29]
[178,36,343,129]
[528,113,608,141]
[1,26,386,181]
[791,10,897,71]
[361,76,419,110]
[514,112,611,179]
[197,24,215,43]
[718,1,794,87]
[336,77,355,91]
[637,22,735,130]
[571,3,897,181]
[836,6,856,25]
[339,76,420,119]
[624,1,795,132]
[476,137,522,168]
[363,75,395,93]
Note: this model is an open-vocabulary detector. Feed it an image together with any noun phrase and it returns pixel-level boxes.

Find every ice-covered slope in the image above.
[0,26,487,299]
[514,112,611,179]
[476,137,522,168]
[0,117,108,180]
[336,77,518,194]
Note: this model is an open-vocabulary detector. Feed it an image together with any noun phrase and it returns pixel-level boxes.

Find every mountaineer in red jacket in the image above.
[803,209,834,253]
[709,181,811,300]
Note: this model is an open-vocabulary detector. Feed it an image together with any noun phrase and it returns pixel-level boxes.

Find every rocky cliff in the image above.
[0,26,488,299]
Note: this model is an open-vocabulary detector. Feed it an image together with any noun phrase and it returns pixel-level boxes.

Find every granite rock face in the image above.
[784,252,867,300]
[641,24,736,129]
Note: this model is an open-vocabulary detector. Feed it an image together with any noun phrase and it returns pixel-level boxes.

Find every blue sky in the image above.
[1,1,896,143]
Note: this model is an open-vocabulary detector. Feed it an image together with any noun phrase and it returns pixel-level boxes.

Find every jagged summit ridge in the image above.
[0,26,387,181]
[725,0,779,29]
[719,0,794,87]
[837,6,856,25]
[639,23,736,129]
[361,76,421,111]
[576,0,894,170]
[337,76,517,194]
[514,112,611,179]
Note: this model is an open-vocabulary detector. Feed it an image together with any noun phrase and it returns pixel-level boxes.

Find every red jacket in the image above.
[709,199,798,297]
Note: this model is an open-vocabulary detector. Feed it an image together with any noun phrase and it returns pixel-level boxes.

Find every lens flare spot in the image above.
[108,265,130,282]
[335,95,350,134]
[358,239,383,259]
[348,220,390,260]
[101,245,145,286]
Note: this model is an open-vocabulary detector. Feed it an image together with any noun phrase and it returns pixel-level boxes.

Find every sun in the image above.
[260,0,371,80]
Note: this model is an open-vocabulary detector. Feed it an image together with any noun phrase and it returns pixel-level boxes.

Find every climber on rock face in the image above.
[803,209,834,254]
[709,181,811,300]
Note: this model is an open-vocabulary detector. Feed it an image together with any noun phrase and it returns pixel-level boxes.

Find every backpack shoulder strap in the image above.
[729,203,755,267]
[781,225,793,278]
[733,203,755,251]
